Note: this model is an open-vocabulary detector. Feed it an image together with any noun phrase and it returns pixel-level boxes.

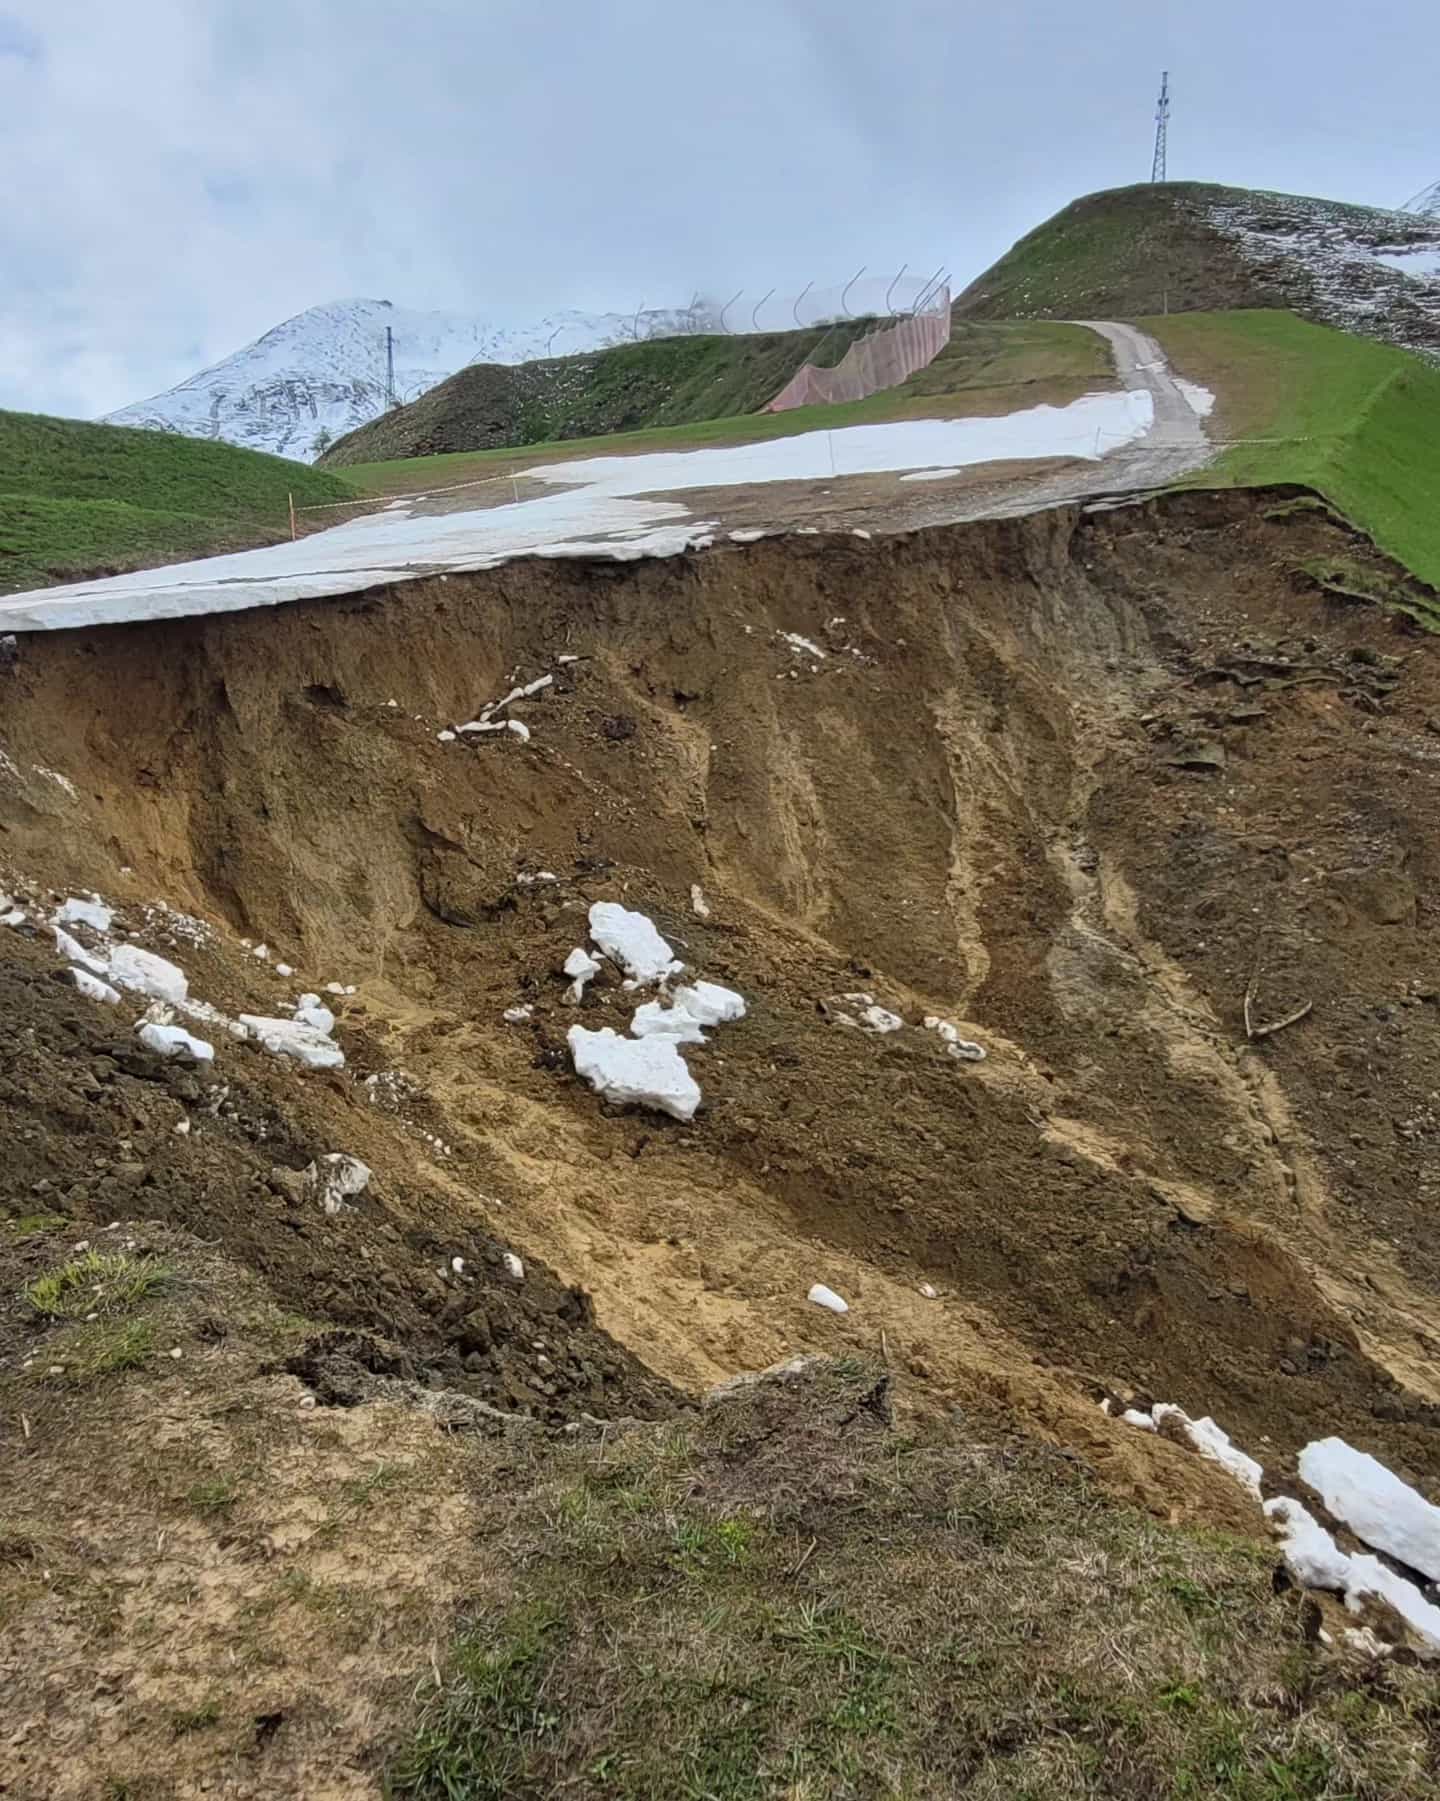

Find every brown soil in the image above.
[5,488,1440,1789]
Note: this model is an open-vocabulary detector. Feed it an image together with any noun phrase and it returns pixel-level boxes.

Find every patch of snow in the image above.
[563,946,602,1003]
[1151,1403,1263,1498]
[630,999,709,1044]
[275,962,294,977]
[294,1002,336,1034]
[437,730,456,743]
[671,981,746,1026]
[238,1014,345,1070]
[690,883,711,919]
[1298,1437,1440,1582]
[808,1283,849,1314]
[1372,248,1440,279]
[33,766,78,798]
[1264,1497,1354,1590]
[503,1005,534,1023]
[1341,1626,1391,1658]
[923,1016,987,1061]
[899,467,962,483]
[506,719,531,742]
[588,901,683,985]
[503,1251,525,1281]
[69,969,121,1005]
[778,631,826,659]
[1,906,25,927]
[1347,1552,1440,1652]
[137,1022,214,1062]
[252,942,270,960]
[567,1025,701,1121]
[858,1005,903,1035]
[54,896,113,933]
[53,925,108,975]
[729,528,767,542]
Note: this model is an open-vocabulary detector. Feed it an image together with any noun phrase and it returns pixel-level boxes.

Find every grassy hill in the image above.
[957,183,1440,362]
[1151,309,1440,600]
[0,410,359,595]
[320,323,877,466]
[328,320,1114,490]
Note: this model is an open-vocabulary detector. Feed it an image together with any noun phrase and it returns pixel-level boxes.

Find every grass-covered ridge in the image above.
[1150,309,1440,597]
[330,319,1112,494]
[0,409,358,594]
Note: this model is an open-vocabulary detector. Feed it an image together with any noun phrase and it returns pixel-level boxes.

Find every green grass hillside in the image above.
[320,323,877,466]
[956,183,1440,362]
[0,410,358,595]
[1150,309,1440,597]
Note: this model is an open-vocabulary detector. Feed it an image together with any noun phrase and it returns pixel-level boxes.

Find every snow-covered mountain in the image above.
[103,298,715,463]
[1404,180,1440,221]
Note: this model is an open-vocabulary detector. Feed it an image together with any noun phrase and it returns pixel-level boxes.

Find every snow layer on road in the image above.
[1176,379,1217,418]
[0,390,1154,633]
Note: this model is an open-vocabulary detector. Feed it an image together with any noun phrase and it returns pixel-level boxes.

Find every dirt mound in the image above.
[3,491,1440,1510]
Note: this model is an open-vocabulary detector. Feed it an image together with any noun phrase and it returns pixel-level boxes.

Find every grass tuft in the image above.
[25,1250,173,1319]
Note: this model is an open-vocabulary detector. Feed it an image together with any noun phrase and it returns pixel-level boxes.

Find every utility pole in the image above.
[1151,71,1170,183]
[385,326,396,408]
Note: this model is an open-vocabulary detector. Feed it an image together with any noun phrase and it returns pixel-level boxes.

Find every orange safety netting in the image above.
[765,291,951,412]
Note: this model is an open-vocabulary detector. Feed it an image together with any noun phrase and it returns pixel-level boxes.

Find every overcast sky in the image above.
[3,0,1437,420]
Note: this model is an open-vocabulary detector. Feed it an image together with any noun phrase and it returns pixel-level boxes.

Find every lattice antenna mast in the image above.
[1151,71,1170,183]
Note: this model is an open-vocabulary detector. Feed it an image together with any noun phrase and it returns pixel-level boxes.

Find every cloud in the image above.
[1,0,1435,419]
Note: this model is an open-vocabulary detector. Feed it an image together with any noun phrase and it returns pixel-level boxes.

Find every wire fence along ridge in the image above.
[766,286,952,412]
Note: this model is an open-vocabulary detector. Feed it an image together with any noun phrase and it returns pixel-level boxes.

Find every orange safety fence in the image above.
[765,289,951,413]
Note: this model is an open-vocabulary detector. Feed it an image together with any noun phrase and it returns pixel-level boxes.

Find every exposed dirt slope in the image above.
[958,182,1440,361]
[3,493,1439,1477]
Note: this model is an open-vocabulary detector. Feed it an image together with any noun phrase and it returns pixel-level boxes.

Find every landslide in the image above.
[4,491,1440,1519]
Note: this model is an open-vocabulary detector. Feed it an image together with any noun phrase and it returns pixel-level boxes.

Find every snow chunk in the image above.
[294,997,336,1034]
[1,907,25,927]
[54,896,113,934]
[506,718,531,742]
[563,946,602,1002]
[631,999,708,1044]
[108,943,189,1005]
[588,901,683,984]
[238,1014,345,1070]
[567,1025,700,1121]
[306,1153,371,1215]
[437,730,456,743]
[275,962,293,977]
[69,969,121,1005]
[924,1016,987,1061]
[137,1022,214,1062]
[53,925,108,974]
[1265,1497,1353,1590]
[503,1251,525,1281]
[859,1005,903,1035]
[1176,378,1216,418]
[808,1283,849,1314]
[1347,1553,1440,1652]
[1152,1404,1263,1498]
[670,981,746,1026]
[503,1005,534,1023]
[690,883,711,919]
[778,631,826,660]
[1298,1437,1440,1582]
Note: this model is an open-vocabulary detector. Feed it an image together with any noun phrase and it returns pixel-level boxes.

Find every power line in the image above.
[1151,70,1170,183]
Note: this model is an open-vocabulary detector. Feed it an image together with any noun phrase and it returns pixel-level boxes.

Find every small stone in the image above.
[169,1347,184,1360]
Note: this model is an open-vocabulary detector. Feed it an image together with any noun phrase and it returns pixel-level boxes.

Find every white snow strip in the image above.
[567,1025,700,1122]
[778,631,826,660]
[70,969,121,1005]
[588,901,683,984]
[1176,379,1217,418]
[808,1283,849,1314]
[0,393,1155,632]
[503,1005,534,1023]
[923,1016,987,1061]
[729,528,767,542]
[1298,1437,1440,1582]
[53,925,108,975]
[1151,1403,1264,1498]
[54,896,113,934]
[859,1005,904,1035]
[506,719,531,742]
[137,1022,214,1062]
[237,1014,345,1070]
[1264,1497,1355,1590]
[563,946,602,1003]
[899,467,962,483]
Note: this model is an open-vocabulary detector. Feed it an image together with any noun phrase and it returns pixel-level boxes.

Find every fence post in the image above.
[288,492,296,541]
